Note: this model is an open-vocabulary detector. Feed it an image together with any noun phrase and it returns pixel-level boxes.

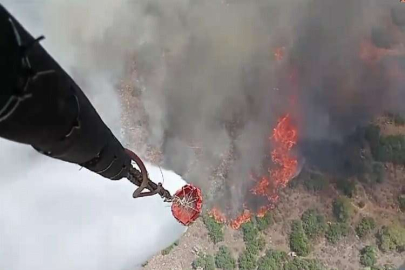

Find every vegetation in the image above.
[161,240,179,255]
[360,246,377,267]
[256,213,274,231]
[303,173,329,192]
[325,223,349,244]
[371,162,385,184]
[215,246,236,270]
[332,197,353,223]
[203,214,224,244]
[366,124,405,164]
[356,217,376,238]
[376,225,405,252]
[398,194,405,212]
[370,264,396,270]
[192,253,215,270]
[246,238,260,255]
[257,250,288,270]
[336,178,356,198]
[284,258,326,270]
[257,236,266,251]
[241,221,259,243]
[301,209,327,239]
[238,250,257,270]
[385,112,405,126]
[289,220,311,256]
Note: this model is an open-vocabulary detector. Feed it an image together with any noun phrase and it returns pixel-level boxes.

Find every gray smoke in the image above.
[4,0,405,224]
[120,0,405,211]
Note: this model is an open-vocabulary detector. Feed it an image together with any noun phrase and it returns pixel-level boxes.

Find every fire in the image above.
[209,207,227,224]
[230,209,252,230]
[274,47,285,62]
[251,114,298,199]
[209,114,298,230]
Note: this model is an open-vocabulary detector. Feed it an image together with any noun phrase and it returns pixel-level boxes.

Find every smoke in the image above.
[3,0,405,247]
[0,1,186,270]
[114,0,405,211]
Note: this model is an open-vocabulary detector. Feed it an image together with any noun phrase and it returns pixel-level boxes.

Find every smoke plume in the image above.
[3,0,405,259]
[113,0,405,211]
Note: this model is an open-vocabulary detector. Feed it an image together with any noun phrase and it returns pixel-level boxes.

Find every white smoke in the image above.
[0,1,186,270]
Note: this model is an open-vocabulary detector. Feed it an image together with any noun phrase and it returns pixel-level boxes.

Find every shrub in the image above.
[325,223,349,244]
[215,246,236,270]
[364,124,381,157]
[360,246,377,267]
[161,240,179,255]
[372,162,385,184]
[303,173,329,192]
[376,135,405,164]
[257,250,288,270]
[192,253,215,270]
[284,258,326,270]
[398,194,405,212]
[241,221,259,243]
[238,250,257,270]
[257,213,274,231]
[385,112,405,126]
[336,178,356,198]
[246,239,260,256]
[203,214,224,244]
[376,225,405,252]
[257,236,266,251]
[289,220,311,256]
[332,197,353,223]
[356,217,376,238]
[301,209,327,239]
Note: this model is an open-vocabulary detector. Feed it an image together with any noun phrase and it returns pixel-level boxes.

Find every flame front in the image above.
[230,209,251,230]
[251,114,298,199]
[209,207,227,224]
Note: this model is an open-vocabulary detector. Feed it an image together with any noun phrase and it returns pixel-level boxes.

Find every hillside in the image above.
[142,116,405,270]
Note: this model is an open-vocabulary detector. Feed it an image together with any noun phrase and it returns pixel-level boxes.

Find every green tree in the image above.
[356,217,376,238]
[203,214,224,244]
[238,250,257,270]
[360,246,377,267]
[372,162,385,184]
[256,213,274,231]
[336,178,356,198]
[398,194,405,212]
[241,221,259,243]
[257,236,266,251]
[284,258,326,270]
[289,220,311,256]
[215,246,236,270]
[246,239,260,256]
[303,173,329,192]
[376,225,405,252]
[257,249,288,270]
[325,223,349,244]
[333,197,353,223]
[192,253,215,270]
[301,209,327,239]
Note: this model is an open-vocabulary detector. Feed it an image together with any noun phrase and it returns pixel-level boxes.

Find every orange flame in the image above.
[209,115,298,229]
[251,114,298,199]
[230,209,252,230]
[209,207,227,224]
[274,47,285,62]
